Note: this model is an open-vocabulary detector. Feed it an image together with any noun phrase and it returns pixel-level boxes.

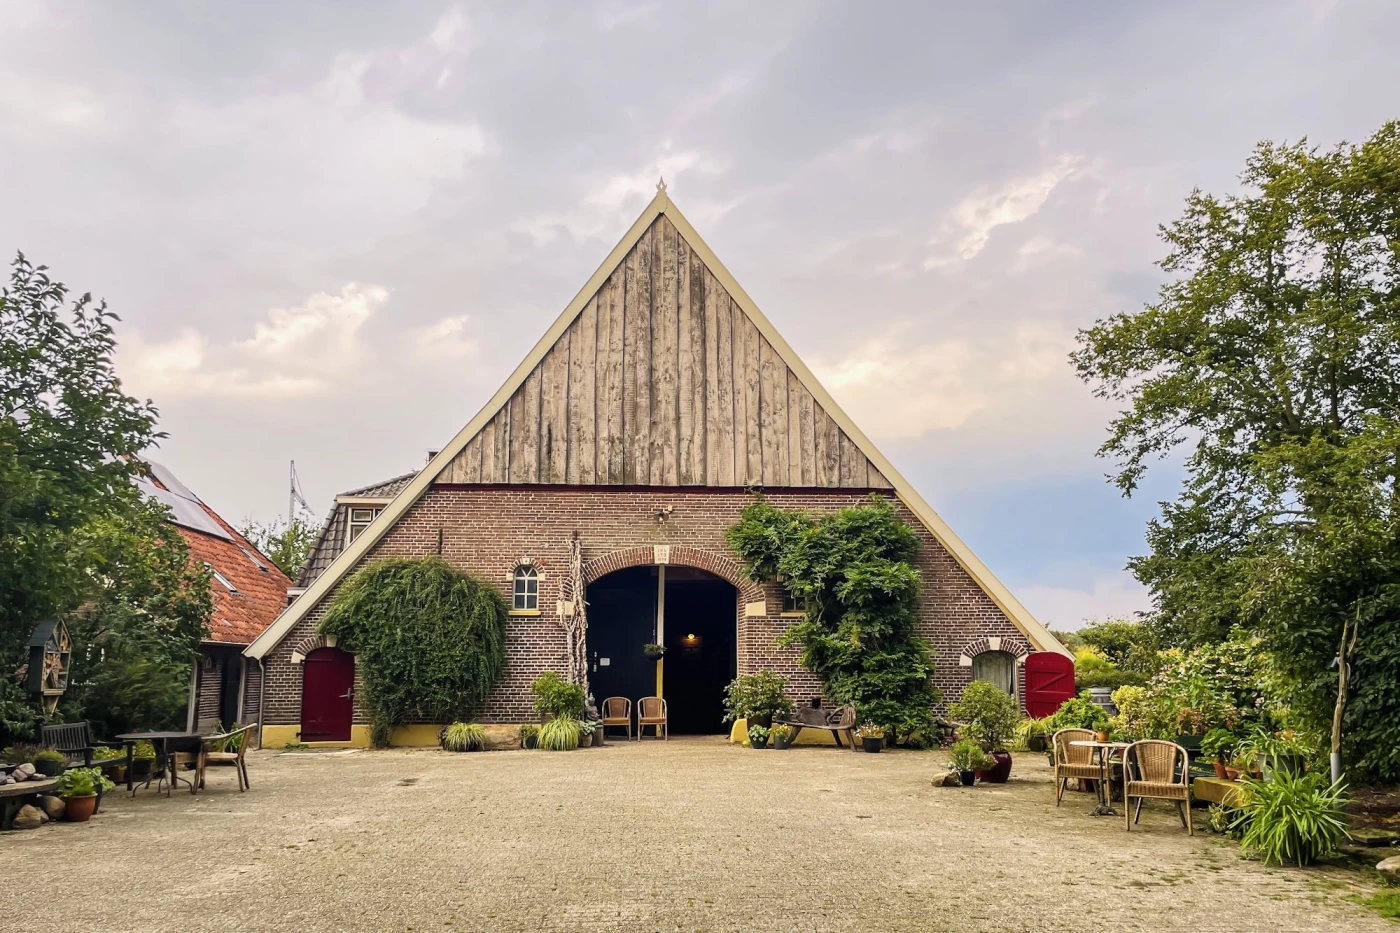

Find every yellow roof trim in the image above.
[247,187,1068,659]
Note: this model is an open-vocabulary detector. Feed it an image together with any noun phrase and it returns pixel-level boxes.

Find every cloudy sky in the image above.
[3,0,1396,629]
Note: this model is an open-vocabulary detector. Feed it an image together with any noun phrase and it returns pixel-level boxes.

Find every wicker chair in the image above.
[197,723,258,792]
[637,697,668,740]
[600,697,632,741]
[1123,740,1192,834]
[1052,728,1100,806]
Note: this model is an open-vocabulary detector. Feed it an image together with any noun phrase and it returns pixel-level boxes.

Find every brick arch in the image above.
[289,633,348,663]
[957,634,1032,667]
[582,545,763,602]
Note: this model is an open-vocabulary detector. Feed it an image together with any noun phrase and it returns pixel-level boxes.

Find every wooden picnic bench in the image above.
[773,705,858,751]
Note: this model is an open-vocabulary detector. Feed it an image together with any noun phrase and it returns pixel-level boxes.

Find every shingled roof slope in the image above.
[293,470,419,589]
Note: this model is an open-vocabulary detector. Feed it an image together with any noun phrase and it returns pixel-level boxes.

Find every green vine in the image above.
[318,557,508,746]
[726,494,939,742]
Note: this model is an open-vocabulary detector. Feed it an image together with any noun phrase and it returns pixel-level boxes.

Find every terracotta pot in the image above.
[1225,767,1241,781]
[1095,731,1110,744]
[974,750,1013,784]
[1213,760,1229,780]
[64,794,98,822]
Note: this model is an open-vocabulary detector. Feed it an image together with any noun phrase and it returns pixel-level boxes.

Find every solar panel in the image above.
[135,462,233,542]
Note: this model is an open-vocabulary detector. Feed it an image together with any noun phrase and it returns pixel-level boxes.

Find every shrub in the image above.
[1,744,44,764]
[949,681,1021,752]
[1201,727,1239,763]
[33,748,68,769]
[1231,772,1349,866]
[131,740,156,760]
[1106,684,1175,740]
[530,672,586,719]
[722,671,794,724]
[519,724,539,744]
[538,716,581,751]
[318,557,508,746]
[726,495,939,742]
[54,767,114,797]
[947,738,990,772]
[1048,692,1110,733]
[440,722,487,752]
[91,746,126,761]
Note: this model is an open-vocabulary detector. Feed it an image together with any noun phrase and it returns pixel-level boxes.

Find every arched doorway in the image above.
[301,647,354,742]
[586,565,737,735]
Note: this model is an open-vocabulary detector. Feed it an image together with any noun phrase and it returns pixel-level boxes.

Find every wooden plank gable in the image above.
[437,214,888,489]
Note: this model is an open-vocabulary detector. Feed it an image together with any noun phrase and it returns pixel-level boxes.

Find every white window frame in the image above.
[511,565,539,614]
[347,507,382,545]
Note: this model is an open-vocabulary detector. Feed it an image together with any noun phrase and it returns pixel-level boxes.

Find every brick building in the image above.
[245,186,1069,748]
[135,461,290,732]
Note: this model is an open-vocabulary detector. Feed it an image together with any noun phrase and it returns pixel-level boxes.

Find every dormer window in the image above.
[512,565,539,613]
[347,507,382,545]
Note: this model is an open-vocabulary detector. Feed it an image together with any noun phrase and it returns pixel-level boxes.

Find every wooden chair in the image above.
[1124,739,1192,834]
[636,697,667,740]
[196,724,258,792]
[1052,728,1100,806]
[600,697,632,741]
[773,705,858,751]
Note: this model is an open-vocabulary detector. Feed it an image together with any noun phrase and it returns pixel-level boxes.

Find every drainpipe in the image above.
[185,657,199,733]
[256,656,267,750]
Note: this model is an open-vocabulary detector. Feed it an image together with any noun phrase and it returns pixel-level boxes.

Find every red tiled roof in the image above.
[145,465,292,645]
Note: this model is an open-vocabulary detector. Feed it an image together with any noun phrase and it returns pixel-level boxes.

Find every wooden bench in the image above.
[773,705,858,751]
[41,720,123,769]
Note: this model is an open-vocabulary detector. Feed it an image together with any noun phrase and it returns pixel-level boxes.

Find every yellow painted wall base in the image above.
[727,718,840,746]
[260,723,524,750]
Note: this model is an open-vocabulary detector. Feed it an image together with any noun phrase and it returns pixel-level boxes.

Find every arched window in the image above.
[512,565,539,612]
[971,650,1015,695]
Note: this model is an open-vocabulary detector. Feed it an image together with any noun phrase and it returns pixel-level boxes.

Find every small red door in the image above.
[1023,651,1076,719]
[301,647,354,742]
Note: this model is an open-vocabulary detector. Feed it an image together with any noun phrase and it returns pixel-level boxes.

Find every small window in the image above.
[781,588,807,616]
[347,507,381,544]
[971,650,1015,695]
[512,565,539,612]
[207,564,237,593]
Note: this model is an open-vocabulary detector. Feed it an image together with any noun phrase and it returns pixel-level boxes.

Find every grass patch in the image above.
[1361,889,1400,920]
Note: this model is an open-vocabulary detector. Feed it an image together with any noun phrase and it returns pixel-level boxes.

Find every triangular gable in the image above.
[247,187,1069,658]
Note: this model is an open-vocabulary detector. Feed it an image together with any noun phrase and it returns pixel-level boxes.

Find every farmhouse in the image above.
[245,185,1068,748]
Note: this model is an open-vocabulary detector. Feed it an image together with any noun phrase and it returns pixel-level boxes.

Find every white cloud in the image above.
[414,314,480,361]
[1012,234,1083,272]
[1018,572,1151,631]
[812,321,1075,438]
[924,156,1083,268]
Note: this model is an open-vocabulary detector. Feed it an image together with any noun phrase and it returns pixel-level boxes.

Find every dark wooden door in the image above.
[301,647,354,742]
[587,567,657,710]
[1023,651,1075,719]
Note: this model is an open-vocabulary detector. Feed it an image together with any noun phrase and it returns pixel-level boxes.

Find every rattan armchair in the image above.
[637,697,667,740]
[1052,728,1100,806]
[1123,739,1192,834]
[600,697,632,741]
[197,723,258,792]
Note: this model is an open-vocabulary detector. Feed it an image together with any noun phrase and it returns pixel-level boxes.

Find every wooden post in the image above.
[1330,604,1359,784]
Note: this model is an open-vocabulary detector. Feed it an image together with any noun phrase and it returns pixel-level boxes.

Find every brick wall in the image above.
[260,485,1033,729]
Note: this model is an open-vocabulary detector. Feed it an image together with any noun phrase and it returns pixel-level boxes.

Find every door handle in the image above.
[339,690,354,700]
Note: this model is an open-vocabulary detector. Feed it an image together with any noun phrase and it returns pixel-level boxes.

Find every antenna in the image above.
[288,461,313,522]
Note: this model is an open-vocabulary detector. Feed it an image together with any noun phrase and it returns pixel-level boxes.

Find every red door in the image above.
[301,647,354,742]
[1023,651,1076,719]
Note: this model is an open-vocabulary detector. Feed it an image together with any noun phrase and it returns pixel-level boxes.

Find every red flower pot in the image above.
[64,794,98,822]
[975,751,1013,784]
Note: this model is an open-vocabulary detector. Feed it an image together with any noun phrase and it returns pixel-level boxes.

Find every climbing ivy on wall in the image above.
[318,557,508,746]
[726,495,939,743]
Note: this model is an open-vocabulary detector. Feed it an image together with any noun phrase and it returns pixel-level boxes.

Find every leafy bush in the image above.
[1201,727,1239,763]
[1076,619,1162,677]
[1073,647,1146,691]
[440,722,487,752]
[722,671,794,724]
[538,716,581,751]
[1,744,44,764]
[54,767,114,797]
[1049,692,1110,733]
[1231,772,1349,866]
[947,738,990,772]
[1105,684,1175,740]
[726,496,939,741]
[33,748,67,768]
[131,740,156,760]
[530,672,586,719]
[519,724,539,744]
[318,557,508,746]
[91,746,126,761]
[949,681,1021,752]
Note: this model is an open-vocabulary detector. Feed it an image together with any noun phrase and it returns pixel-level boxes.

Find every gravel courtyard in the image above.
[5,738,1386,932]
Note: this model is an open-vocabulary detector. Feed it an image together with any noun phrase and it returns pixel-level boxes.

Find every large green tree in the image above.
[1,253,209,740]
[1072,122,1400,780]
[239,515,319,579]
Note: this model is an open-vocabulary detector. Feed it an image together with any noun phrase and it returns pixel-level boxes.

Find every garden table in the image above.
[115,732,202,797]
[1070,740,1131,816]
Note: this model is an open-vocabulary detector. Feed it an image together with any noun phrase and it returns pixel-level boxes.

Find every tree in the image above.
[726,495,939,743]
[239,516,319,579]
[1,254,209,741]
[1072,122,1400,780]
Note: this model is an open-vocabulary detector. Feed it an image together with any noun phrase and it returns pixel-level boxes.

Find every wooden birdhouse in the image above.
[26,618,71,714]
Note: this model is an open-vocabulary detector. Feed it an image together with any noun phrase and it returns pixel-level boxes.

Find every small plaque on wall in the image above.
[745,600,767,617]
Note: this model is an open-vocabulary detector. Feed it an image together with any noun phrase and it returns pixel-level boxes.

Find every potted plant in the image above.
[1201,727,1238,780]
[949,681,1021,783]
[54,767,114,822]
[537,716,582,751]
[440,722,487,752]
[857,722,885,753]
[771,724,794,750]
[1236,726,1310,780]
[92,745,127,783]
[130,740,157,780]
[642,642,666,661]
[530,672,587,721]
[723,671,794,733]
[519,724,540,750]
[747,724,771,749]
[577,718,597,748]
[948,738,990,786]
[1019,717,1050,753]
[32,748,67,777]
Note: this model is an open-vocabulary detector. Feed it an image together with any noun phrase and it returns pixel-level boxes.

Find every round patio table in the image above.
[115,732,201,796]
[1070,740,1131,816]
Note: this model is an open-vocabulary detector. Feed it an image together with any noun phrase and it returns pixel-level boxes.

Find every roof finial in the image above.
[656,175,667,193]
